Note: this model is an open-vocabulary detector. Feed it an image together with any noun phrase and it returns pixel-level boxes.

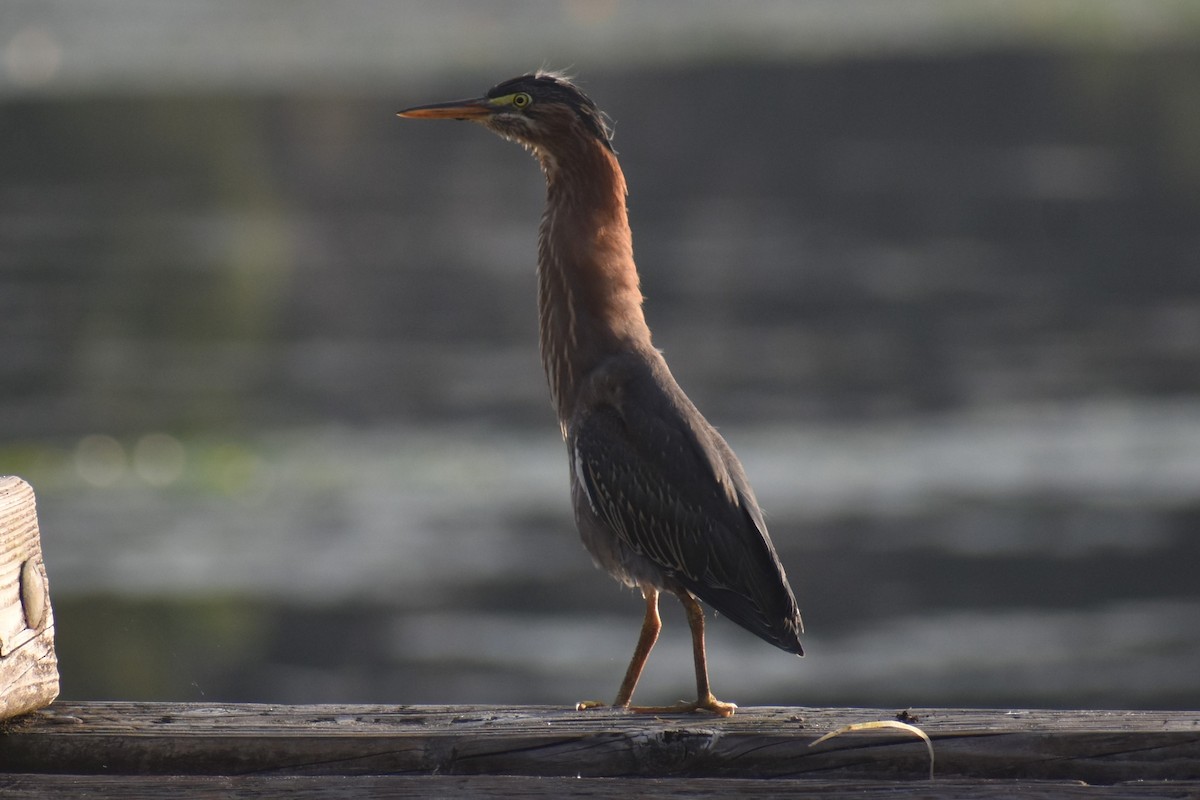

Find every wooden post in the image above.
[0,476,59,720]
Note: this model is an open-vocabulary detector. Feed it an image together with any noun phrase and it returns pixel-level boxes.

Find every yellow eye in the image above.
[512,92,532,109]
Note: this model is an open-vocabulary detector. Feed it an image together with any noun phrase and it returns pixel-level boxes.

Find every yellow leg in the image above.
[677,591,736,716]
[577,587,661,711]
[577,588,735,717]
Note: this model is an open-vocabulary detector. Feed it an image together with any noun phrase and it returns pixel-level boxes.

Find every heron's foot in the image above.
[576,695,736,717]
[628,695,737,718]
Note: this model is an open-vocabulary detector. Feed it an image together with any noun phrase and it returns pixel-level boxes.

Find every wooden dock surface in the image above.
[2,702,1198,797]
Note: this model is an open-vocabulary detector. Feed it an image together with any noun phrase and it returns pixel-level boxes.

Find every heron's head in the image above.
[398,71,614,156]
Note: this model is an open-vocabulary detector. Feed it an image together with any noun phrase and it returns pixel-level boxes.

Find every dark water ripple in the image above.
[4,53,1200,708]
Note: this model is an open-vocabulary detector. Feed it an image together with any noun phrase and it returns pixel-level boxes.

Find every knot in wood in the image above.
[627,726,722,773]
[21,558,47,630]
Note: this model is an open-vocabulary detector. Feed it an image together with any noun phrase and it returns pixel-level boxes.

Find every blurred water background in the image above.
[2,1,1200,710]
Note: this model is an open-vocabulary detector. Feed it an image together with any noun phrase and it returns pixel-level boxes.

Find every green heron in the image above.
[399,71,803,716]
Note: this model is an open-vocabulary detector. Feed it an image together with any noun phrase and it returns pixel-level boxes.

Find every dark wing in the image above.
[571,366,803,654]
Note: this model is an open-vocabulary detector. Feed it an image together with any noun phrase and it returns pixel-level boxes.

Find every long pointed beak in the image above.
[397,97,494,121]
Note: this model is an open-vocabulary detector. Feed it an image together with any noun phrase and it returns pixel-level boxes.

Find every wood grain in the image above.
[0,476,59,720]
[3,703,1197,785]
[1,774,1198,799]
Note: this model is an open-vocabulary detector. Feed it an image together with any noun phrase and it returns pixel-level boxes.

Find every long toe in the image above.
[627,697,737,718]
[698,696,737,717]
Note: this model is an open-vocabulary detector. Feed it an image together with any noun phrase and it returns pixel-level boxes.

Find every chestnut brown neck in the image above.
[534,136,651,430]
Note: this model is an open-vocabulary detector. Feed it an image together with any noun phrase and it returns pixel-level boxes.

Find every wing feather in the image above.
[570,365,803,654]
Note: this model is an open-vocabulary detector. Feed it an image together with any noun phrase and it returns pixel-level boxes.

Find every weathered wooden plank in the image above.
[2,703,1197,784]
[0,477,59,721]
[0,774,1197,799]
